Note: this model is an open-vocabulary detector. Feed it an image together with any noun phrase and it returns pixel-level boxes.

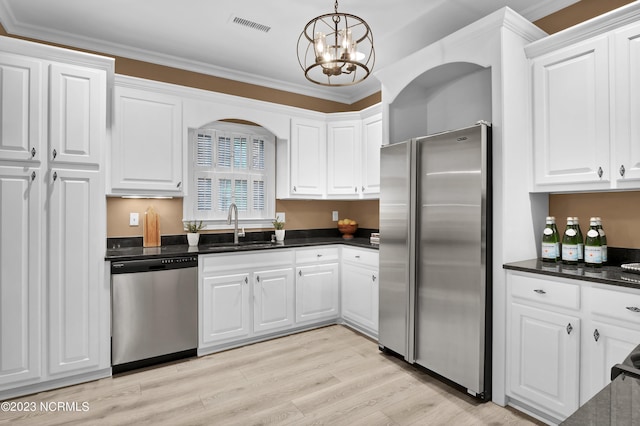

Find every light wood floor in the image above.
[1,325,542,425]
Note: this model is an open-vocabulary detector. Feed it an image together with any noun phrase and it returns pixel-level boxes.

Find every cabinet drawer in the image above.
[202,250,294,272]
[510,273,580,311]
[590,287,640,325]
[342,247,379,267]
[295,246,339,264]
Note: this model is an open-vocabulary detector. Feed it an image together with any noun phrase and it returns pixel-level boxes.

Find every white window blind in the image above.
[187,124,275,227]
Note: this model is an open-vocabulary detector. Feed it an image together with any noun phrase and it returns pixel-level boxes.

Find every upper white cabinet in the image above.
[288,117,326,197]
[110,78,183,196]
[49,63,106,166]
[327,119,360,196]
[526,3,640,191]
[530,36,610,188]
[0,54,42,162]
[360,113,383,196]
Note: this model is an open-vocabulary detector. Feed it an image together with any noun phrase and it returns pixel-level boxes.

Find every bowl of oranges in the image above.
[337,218,358,239]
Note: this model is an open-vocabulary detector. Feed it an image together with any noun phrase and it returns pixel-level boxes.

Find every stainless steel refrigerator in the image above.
[378,122,491,400]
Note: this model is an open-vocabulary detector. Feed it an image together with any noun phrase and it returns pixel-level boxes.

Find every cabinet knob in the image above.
[594,329,600,342]
[533,289,546,294]
[31,147,36,158]
[620,165,626,177]
[177,181,182,188]
[317,254,323,257]
[626,306,640,313]
[566,323,573,335]
[256,275,260,283]
[293,186,297,192]
[298,270,302,277]
[52,171,57,181]
[31,171,36,181]
[362,186,365,192]
[597,166,603,178]
[244,277,248,284]
[372,274,377,282]
[354,186,358,192]
[355,255,360,259]
[52,149,57,159]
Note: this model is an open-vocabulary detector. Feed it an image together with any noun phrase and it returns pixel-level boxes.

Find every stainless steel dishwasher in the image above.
[111,255,198,373]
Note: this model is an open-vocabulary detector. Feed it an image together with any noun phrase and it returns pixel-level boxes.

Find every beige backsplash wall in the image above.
[549,191,640,249]
[106,198,380,237]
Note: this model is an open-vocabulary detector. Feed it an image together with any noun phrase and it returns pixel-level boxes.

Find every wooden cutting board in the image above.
[143,206,160,247]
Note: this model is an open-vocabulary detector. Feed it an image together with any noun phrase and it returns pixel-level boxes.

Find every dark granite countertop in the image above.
[503,258,640,290]
[105,229,378,261]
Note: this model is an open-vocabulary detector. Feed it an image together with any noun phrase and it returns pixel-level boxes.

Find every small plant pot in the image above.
[187,233,200,247]
[275,229,285,242]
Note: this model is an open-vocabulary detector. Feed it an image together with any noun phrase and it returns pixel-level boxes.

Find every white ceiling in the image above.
[0,0,578,104]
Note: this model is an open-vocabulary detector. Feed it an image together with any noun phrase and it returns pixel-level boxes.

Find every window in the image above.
[185,122,275,228]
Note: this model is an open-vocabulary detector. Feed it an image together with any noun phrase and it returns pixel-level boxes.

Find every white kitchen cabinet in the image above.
[614,21,640,186]
[360,112,383,196]
[295,246,340,324]
[201,272,251,345]
[0,166,41,388]
[289,117,326,197]
[110,81,183,195]
[49,63,106,166]
[341,247,379,336]
[253,267,295,335]
[0,37,112,400]
[199,250,295,353]
[0,54,42,162]
[508,303,580,420]
[47,169,103,375]
[327,120,361,196]
[582,285,640,402]
[530,35,611,190]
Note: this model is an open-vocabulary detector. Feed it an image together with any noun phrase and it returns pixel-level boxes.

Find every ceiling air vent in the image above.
[232,16,271,33]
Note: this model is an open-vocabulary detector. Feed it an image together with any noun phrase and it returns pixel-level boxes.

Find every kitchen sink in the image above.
[204,241,276,251]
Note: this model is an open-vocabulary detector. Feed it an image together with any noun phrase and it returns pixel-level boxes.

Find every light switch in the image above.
[129,212,139,226]
[332,211,339,221]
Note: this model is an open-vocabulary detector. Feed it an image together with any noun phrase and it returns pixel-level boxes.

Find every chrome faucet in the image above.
[227,203,244,244]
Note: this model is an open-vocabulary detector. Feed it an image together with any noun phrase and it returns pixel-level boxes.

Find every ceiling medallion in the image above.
[297,0,375,86]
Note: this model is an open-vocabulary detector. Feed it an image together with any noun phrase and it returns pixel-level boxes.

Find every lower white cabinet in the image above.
[295,247,340,324]
[506,270,640,423]
[341,247,379,335]
[199,250,295,352]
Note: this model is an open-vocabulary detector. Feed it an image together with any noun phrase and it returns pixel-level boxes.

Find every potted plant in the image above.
[273,216,285,242]
[184,221,204,246]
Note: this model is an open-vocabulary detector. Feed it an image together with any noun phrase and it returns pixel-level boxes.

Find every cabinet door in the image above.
[0,54,42,162]
[614,23,640,186]
[253,268,294,334]
[111,86,183,194]
[327,120,360,196]
[48,169,102,375]
[532,36,610,188]
[295,263,339,323]
[341,263,378,333]
[201,273,251,345]
[508,303,580,420]
[0,167,41,388]
[290,118,326,196]
[582,320,640,403]
[361,113,382,196]
[49,63,105,166]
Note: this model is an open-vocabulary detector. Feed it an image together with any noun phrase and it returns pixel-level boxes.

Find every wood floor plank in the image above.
[1,325,543,425]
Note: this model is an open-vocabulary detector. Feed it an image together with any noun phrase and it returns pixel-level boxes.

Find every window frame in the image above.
[184,122,275,230]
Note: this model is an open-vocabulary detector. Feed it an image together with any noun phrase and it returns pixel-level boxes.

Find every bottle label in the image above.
[562,244,579,261]
[565,229,577,237]
[543,228,553,236]
[585,246,602,264]
[587,229,599,238]
[542,242,557,259]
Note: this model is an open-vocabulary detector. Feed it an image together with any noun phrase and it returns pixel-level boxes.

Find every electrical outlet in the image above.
[129,212,139,226]
[332,211,339,221]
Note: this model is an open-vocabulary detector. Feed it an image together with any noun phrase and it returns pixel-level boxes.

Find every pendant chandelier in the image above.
[297,0,375,87]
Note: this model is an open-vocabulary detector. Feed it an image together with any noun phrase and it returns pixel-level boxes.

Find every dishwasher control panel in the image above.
[111,256,198,274]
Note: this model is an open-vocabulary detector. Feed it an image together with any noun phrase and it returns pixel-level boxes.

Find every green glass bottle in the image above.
[551,217,561,261]
[585,217,602,267]
[541,216,559,262]
[562,217,579,265]
[596,217,608,264]
[573,217,584,263]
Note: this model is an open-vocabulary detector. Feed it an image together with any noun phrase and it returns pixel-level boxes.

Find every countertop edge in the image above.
[504,259,640,290]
